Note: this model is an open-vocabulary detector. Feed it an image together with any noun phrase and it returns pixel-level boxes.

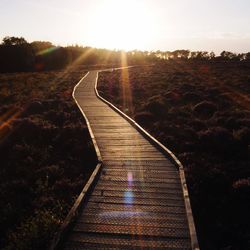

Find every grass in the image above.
[98,61,250,250]
[0,66,97,249]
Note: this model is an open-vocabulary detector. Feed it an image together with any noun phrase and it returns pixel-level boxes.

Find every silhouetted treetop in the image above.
[2,36,27,46]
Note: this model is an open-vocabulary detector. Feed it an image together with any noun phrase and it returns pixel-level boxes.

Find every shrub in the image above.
[182,91,201,103]
[163,91,180,104]
[5,210,60,250]
[134,111,155,125]
[25,101,43,115]
[234,127,250,145]
[144,96,167,116]
[193,101,218,119]
[198,127,236,154]
[233,178,250,191]
[13,118,40,139]
[188,119,207,131]
[238,118,250,127]
[216,93,232,109]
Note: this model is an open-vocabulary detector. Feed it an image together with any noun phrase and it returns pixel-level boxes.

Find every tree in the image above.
[245,52,250,61]
[2,36,27,46]
[190,51,209,60]
[220,51,238,60]
[0,36,34,72]
[209,52,216,60]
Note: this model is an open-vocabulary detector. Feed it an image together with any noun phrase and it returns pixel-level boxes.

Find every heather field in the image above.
[98,61,250,250]
[0,67,97,249]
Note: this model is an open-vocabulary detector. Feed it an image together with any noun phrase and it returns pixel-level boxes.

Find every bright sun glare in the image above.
[89,0,155,50]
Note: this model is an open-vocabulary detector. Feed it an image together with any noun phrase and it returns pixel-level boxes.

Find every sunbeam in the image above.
[120,52,134,115]
[0,107,21,143]
[36,46,59,56]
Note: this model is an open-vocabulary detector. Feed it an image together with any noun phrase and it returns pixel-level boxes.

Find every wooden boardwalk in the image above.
[62,70,199,249]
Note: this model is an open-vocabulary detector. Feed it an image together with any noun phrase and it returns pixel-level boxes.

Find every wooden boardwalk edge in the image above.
[49,72,103,250]
[95,70,200,250]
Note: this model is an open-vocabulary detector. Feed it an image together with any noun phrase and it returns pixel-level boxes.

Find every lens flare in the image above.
[127,171,133,186]
[36,47,59,56]
[0,107,21,143]
[124,190,134,205]
[120,52,134,114]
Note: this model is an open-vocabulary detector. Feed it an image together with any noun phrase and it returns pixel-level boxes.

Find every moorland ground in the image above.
[98,61,250,250]
[0,66,98,249]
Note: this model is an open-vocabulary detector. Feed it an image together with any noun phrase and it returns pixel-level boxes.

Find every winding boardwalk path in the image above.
[63,70,199,249]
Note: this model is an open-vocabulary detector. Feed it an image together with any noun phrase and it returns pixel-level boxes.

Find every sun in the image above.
[88,0,155,51]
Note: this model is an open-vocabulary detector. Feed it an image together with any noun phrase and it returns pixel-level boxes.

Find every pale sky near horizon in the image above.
[1,0,250,53]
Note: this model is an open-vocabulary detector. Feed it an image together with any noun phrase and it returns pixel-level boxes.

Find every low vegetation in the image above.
[98,61,250,250]
[0,67,97,249]
[1,35,250,249]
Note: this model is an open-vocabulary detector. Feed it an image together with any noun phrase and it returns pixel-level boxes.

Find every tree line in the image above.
[0,36,250,73]
[153,49,250,61]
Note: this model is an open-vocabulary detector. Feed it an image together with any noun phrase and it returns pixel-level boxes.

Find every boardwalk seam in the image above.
[49,72,103,250]
[95,70,200,250]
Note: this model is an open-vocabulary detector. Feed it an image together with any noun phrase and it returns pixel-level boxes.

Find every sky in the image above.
[1,0,250,53]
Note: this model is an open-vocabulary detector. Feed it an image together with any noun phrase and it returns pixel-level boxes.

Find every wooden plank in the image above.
[103,160,173,166]
[101,168,178,174]
[101,155,165,159]
[100,149,163,154]
[99,175,181,184]
[88,196,185,208]
[73,223,189,238]
[77,218,188,230]
[85,201,186,214]
[94,186,182,195]
[98,145,157,149]
[97,179,182,189]
[96,141,148,145]
[92,190,183,200]
[92,129,137,133]
[65,233,191,249]
[94,132,143,136]
[100,171,179,179]
[100,150,162,155]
